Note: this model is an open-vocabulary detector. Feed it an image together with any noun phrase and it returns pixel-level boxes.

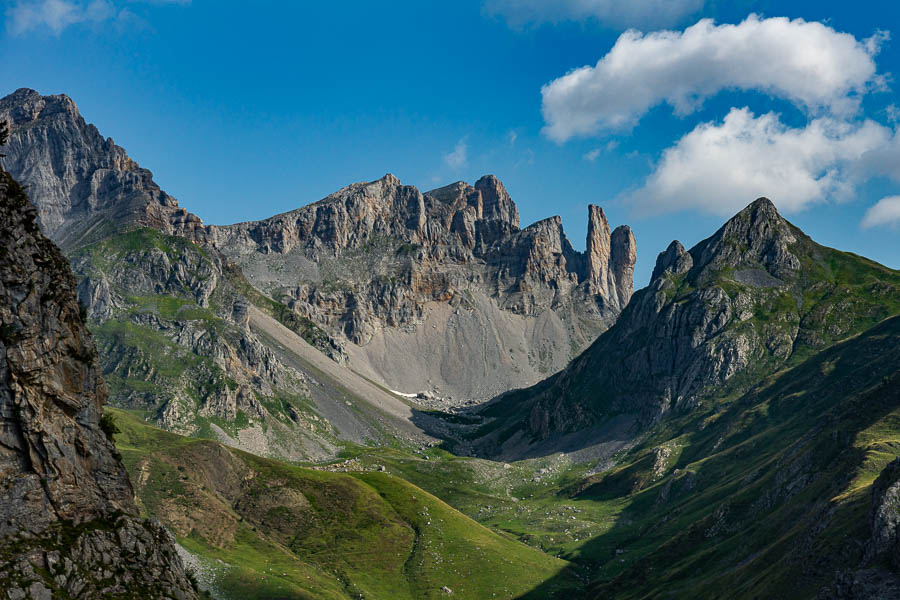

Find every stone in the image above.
[473,195,850,453]
[0,167,199,598]
[0,88,210,251]
[1,88,638,404]
[870,457,900,565]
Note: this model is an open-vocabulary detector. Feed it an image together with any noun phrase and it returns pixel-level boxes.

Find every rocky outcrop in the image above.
[0,168,199,598]
[0,88,637,402]
[817,457,900,599]
[870,457,900,566]
[0,88,210,250]
[586,204,635,311]
[214,174,636,400]
[469,197,900,453]
[68,228,336,460]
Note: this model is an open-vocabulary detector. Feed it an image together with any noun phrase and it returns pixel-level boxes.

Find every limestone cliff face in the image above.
[0,88,209,250]
[0,88,637,402]
[0,169,199,599]
[214,174,637,399]
[586,204,636,311]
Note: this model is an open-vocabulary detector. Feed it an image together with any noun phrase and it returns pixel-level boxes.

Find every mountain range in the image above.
[2,87,899,600]
[0,88,635,405]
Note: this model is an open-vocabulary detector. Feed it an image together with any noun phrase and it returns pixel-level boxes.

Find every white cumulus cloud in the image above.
[444,138,468,169]
[541,15,886,142]
[484,0,703,30]
[862,196,900,229]
[7,0,93,34]
[629,107,892,216]
[6,0,187,34]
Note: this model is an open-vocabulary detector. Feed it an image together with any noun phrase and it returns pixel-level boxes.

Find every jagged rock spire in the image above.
[585,204,636,310]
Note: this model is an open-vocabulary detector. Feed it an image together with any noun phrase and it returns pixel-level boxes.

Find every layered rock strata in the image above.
[1,88,637,401]
[0,88,209,250]
[214,174,636,399]
[0,168,200,599]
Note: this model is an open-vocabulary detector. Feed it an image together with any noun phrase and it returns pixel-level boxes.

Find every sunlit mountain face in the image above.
[2,2,900,598]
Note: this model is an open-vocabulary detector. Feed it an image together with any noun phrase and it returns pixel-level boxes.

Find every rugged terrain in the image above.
[4,85,900,599]
[0,88,210,250]
[1,88,454,460]
[0,87,637,404]
[213,174,636,400]
[67,224,439,461]
[463,198,900,458]
[0,167,201,599]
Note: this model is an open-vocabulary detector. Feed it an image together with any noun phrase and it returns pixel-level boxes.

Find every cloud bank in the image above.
[629,108,893,216]
[541,15,886,142]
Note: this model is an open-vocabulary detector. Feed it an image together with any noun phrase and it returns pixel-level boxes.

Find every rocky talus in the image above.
[468,197,900,456]
[0,88,210,250]
[0,169,200,599]
[214,174,636,400]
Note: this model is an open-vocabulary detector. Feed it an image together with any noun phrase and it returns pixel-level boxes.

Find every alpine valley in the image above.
[2,87,899,600]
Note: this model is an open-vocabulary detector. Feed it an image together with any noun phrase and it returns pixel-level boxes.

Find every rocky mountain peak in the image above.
[214,172,635,399]
[2,88,77,124]
[651,239,693,281]
[692,196,801,279]
[475,174,519,227]
[473,196,899,454]
[586,205,636,309]
[0,88,209,250]
[610,224,637,307]
[380,172,401,186]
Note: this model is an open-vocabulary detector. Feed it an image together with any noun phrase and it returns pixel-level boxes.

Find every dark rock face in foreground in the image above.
[0,169,199,598]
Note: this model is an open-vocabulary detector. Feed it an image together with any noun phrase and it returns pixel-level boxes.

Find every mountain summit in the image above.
[0,88,209,250]
[469,196,900,456]
[212,170,636,399]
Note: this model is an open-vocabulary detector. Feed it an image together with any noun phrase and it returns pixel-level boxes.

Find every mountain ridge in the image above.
[1,87,637,403]
[461,196,900,458]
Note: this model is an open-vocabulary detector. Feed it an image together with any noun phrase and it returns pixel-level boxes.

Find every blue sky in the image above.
[2,0,899,286]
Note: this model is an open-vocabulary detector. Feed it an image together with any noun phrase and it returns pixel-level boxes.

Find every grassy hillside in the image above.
[109,408,579,600]
[316,317,900,599]
[572,314,900,599]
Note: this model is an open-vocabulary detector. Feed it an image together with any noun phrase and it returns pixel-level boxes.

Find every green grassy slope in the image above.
[321,316,900,599]
[553,315,900,598]
[110,408,579,600]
